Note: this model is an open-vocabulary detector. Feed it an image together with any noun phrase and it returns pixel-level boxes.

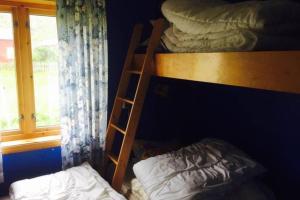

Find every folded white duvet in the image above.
[133,138,265,200]
[162,24,300,53]
[10,162,126,200]
[162,25,257,52]
[162,0,300,35]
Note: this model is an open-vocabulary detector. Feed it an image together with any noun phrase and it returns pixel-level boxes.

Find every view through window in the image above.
[0,12,19,131]
[30,15,60,127]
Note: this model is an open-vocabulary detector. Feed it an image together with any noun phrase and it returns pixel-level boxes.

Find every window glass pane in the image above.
[30,15,60,127]
[0,12,20,132]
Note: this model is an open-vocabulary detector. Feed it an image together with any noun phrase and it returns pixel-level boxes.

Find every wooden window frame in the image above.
[0,0,60,154]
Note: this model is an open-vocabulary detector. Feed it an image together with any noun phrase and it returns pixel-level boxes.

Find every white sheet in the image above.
[133,139,265,200]
[122,173,274,200]
[124,179,275,200]
[9,162,126,200]
[122,178,149,200]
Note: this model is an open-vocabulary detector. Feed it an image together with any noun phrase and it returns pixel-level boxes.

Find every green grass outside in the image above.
[0,64,19,131]
[0,63,60,131]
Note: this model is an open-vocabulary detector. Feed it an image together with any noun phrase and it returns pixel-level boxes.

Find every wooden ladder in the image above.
[105,19,165,191]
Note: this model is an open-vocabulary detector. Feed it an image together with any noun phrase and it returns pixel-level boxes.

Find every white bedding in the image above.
[9,162,126,200]
[122,177,149,200]
[133,139,265,200]
[123,177,274,200]
[161,0,300,35]
[160,0,300,52]
[162,25,257,52]
[162,24,300,53]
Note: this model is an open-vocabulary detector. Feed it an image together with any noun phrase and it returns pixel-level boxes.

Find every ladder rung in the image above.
[127,70,141,75]
[110,123,126,135]
[117,97,134,105]
[107,153,118,165]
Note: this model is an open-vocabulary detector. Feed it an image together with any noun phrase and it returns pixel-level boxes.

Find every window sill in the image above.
[2,135,61,155]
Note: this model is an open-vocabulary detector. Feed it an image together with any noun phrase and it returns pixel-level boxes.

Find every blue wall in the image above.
[0,147,62,196]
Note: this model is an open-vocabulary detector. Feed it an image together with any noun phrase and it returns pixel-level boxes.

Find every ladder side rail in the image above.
[104,24,143,175]
[111,19,166,191]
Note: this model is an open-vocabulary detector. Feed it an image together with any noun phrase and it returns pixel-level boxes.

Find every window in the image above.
[0,2,59,146]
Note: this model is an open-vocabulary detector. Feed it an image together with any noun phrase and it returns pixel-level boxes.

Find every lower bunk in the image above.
[121,138,275,200]
[9,138,275,200]
[9,163,126,200]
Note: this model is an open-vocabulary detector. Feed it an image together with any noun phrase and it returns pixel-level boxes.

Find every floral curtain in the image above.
[56,0,108,169]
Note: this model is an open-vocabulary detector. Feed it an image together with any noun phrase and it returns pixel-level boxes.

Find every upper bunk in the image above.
[133,51,300,94]
[133,0,300,95]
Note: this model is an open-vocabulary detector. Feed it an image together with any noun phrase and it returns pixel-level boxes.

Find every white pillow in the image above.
[161,0,300,35]
[133,138,265,200]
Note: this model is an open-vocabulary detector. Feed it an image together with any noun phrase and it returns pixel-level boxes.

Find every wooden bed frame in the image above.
[133,51,300,94]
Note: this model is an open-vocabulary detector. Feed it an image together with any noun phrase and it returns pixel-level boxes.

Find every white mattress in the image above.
[122,175,274,200]
[9,162,126,200]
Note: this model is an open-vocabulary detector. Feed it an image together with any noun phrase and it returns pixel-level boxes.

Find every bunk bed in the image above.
[104,19,292,200]
[106,0,300,198]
